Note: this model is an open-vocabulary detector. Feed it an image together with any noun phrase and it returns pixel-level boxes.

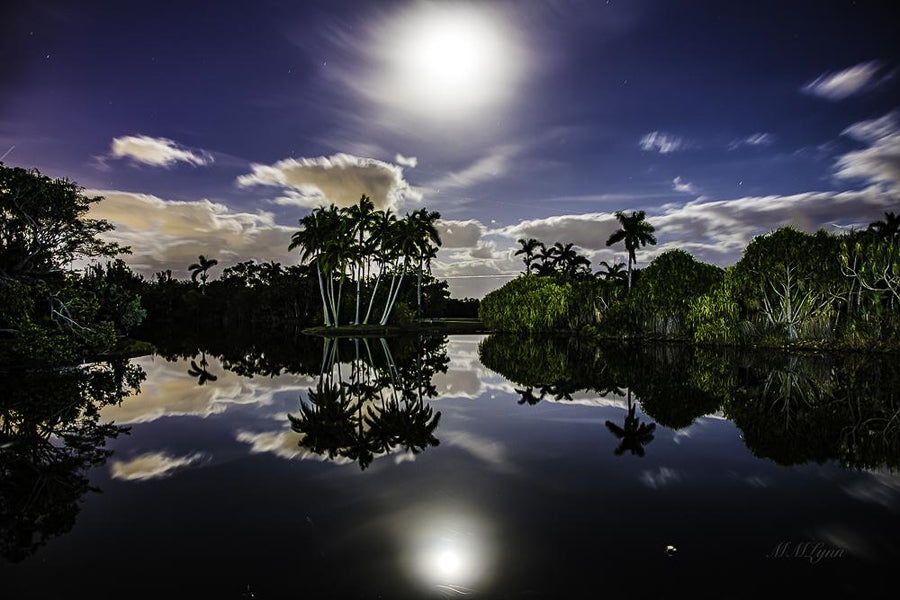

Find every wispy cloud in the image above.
[427,145,520,190]
[801,60,887,100]
[237,153,420,210]
[639,131,684,154]
[728,132,775,150]
[835,110,900,191]
[109,134,212,167]
[672,176,697,194]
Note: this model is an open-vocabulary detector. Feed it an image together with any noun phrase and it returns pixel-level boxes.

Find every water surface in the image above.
[2,334,898,598]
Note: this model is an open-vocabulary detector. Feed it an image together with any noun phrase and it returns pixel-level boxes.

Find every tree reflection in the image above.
[479,334,900,470]
[288,335,447,470]
[0,361,144,562]
[604,390,656,457]
[187,350,218,385]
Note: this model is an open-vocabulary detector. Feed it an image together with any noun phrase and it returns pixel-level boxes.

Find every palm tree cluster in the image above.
[515,239,592,277]
[288,336,445,469]
[289,196,441,327]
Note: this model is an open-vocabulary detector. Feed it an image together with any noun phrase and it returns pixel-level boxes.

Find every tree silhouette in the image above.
[605,390,657,457]
[867,210,899,241]
[515,238,545,274]
[596,260,628,286]
[187,351,218,385]
[605,210,657,291]
[188,255,218,295]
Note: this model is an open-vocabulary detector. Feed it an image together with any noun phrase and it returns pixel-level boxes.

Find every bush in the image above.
[479,275,592,332]
[632,249,723,338]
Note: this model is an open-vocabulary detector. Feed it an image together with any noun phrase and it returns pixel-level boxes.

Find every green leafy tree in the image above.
[0,164,132,363]
[633,249,723,337]
[734,227,845,342]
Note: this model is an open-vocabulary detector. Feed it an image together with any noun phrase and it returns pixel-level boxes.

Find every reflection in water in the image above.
[410,511,491,594]
[605,390,656,457]
[288,336,449,469]
[479,335,900,470]
[186,350,217,385]
[0,361,144,562]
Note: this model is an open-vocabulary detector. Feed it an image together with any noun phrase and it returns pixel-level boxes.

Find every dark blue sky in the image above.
[2,0,898,296]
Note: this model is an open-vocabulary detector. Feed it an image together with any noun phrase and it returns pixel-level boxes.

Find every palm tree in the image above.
[596,260,628,286]
[188,255,218,294]
[345,195,377,324]
[362,209,397,324]
[550,242,591,277]
[187,351,218,385]
[290,209,334,326]
[407,208,442,319]
[868,211,899,241]
[515,238,545,274]
[380,215,420,325]
[605,210,657,291]
[604,390,656,456]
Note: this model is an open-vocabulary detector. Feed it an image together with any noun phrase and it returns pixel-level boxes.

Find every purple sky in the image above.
[2,0,898,297]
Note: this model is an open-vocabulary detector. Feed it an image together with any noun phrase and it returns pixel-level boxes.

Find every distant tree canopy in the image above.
[0,164,143,363]
[484,208,900,349]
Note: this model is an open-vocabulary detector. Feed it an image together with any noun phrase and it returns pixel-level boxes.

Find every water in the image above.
[2,334,898,598]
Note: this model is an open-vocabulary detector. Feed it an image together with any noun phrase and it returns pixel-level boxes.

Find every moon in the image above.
[377,4,525,121]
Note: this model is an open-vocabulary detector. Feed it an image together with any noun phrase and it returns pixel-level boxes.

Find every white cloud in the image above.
[728,132,775,150]
[110,135,212,167]
[110,451,205,481]
[86,189,298,277]
[802,60,885,100]
[672,176,697,194]
[639,131,683,154]
[427,145,520,190]
[835,110,900,191]
[435,219,486,248]
[395,153,418,167]
[236,153,420,211]
[499,213,620,250]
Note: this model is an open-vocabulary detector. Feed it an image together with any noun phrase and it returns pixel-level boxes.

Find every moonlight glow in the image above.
[377,3,525,120]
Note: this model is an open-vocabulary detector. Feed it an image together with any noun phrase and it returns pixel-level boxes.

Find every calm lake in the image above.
[2,333,898,598]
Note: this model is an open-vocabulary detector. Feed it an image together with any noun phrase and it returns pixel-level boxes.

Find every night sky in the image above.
[2,0,898,297]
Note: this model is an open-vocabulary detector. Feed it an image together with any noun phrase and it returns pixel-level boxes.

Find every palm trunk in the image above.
[363,263,384,325]
[316,263,332,326]
[355,265,361,325]
[416,258,423,319]
[380,263,407,325]
[627,256,633,292]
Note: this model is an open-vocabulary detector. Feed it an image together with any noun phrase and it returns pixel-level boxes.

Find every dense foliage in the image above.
[0,164,143,363]
[484,213,900,349]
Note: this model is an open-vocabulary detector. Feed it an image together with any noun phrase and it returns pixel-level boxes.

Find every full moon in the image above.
[377,3,525,120]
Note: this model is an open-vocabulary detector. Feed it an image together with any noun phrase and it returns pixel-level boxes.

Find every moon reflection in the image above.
[409,510,493,593]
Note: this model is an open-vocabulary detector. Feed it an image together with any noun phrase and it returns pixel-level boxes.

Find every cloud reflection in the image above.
[110,451,205,481]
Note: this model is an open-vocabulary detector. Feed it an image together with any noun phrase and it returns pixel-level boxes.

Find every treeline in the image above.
[1,164,476,364]
[481,212,900,349]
